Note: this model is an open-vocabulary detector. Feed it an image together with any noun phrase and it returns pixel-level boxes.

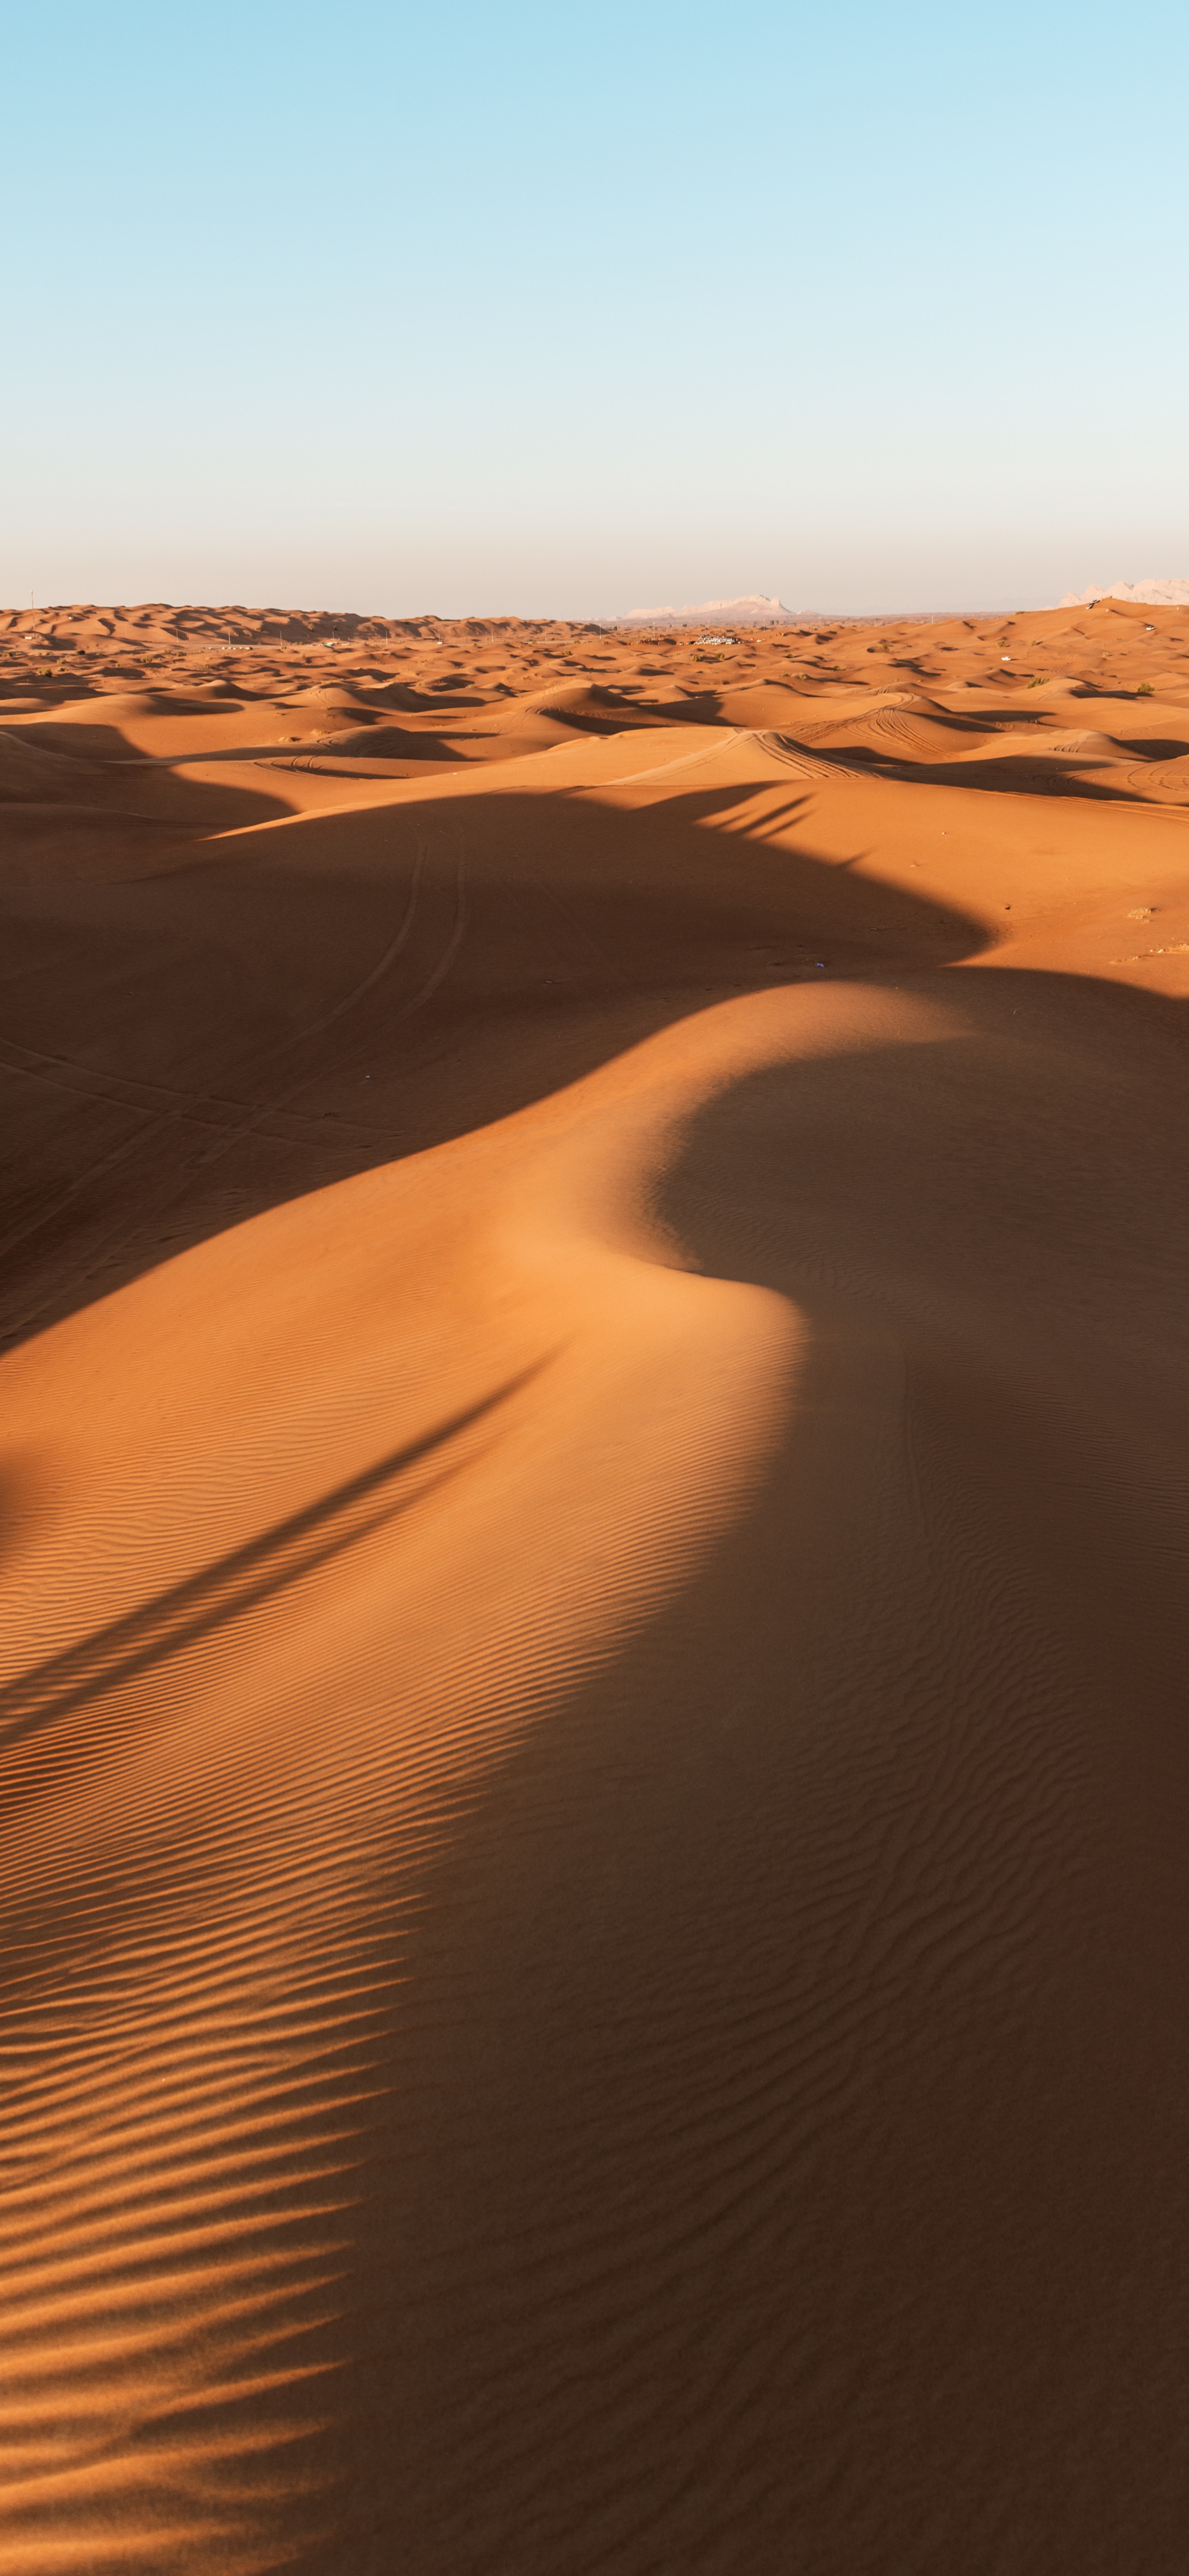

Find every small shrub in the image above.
[1137,681,1154,696]
[1027,675,1046,687]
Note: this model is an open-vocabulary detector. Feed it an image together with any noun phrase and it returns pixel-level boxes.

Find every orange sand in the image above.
[3,597,1189,2572]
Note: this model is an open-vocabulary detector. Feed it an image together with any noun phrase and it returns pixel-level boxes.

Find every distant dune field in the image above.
[3,592,1189,2574]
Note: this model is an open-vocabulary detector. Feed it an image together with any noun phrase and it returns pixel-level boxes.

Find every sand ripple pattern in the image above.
[4,605,1189,2571]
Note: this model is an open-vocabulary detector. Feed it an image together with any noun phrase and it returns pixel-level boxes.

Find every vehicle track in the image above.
[757,730,857,784]
[576,728,747,793]
[0,840,429,1266]
[1,826,470,1342]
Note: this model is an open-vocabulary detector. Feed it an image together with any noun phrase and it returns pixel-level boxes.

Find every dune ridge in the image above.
[3,599,1189,2572]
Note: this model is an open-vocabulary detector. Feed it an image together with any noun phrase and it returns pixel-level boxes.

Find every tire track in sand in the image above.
[0,830,470,1344]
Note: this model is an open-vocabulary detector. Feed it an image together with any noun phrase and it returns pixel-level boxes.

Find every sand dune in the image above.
[3,598,1189,2572]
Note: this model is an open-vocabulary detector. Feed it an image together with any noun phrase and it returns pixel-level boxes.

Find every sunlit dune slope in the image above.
[3,603,1189,2574]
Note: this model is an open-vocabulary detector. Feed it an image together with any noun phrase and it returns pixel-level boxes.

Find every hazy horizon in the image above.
[11,588,1179,625]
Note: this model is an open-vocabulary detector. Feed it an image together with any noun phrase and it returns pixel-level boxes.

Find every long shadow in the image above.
[0,706,299,833]
[518,701,669,738]
[0,1366,544,1758]
[7,722,1189,2564]
[832,744,1189,803]
[5,714,1186,1356]
[551,686,822,732]
[364,682,486,713]
[313,959,1189,2576]
[0,767,985,1346]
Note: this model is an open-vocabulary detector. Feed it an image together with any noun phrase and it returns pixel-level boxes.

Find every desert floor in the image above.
[3,593,1189,2573]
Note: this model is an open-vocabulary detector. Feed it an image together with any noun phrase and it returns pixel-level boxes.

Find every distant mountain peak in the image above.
[614,594,798,628]
[1057,577,1189,608]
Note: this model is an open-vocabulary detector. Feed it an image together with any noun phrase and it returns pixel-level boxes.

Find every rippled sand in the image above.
[3,594,1189,2572]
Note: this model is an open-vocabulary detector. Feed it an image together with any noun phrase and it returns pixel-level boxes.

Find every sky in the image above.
[3,0,1186,617]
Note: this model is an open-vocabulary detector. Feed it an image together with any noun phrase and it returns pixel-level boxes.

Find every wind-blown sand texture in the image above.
[3,592,1189,2574]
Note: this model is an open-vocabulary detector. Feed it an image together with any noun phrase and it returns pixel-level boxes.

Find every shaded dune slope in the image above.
[3,615,1189,2573]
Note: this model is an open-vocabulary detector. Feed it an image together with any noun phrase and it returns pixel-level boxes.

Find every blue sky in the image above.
[4,0,1186,615]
